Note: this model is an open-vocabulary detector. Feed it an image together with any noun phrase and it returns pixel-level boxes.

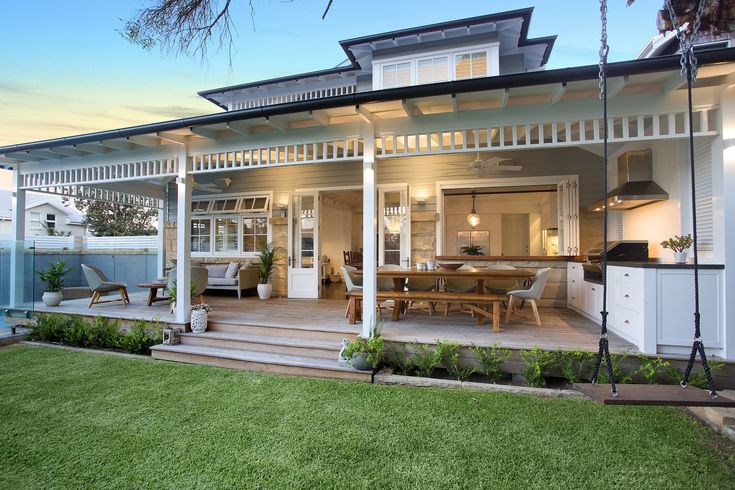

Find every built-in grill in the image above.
[582,240,649,284]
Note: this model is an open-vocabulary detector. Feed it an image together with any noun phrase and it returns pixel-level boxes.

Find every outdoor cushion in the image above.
[208,277,238,286]
[225,262,241,279]
[205,264,229,278]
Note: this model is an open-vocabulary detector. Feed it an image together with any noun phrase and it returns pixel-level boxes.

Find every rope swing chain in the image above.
[591,0,617,396]
[664,0,718,398]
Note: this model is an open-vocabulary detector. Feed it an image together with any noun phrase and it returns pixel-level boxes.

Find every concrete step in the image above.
[151,344,371,382]
[179,331,343,360]
[206,321,357,342]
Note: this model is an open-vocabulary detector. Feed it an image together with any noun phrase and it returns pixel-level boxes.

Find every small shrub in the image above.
[385,343,414,376]
[519,346,555,387]
[87,316,121,349]
[435,338,475,381]
[635,355,678,384]
[594,352,634,385]
[411,342,441,378]
[32,313,67,343]
[555,349,596,384]
[686,359,725,389]
[470,343,511,383]
[117,319,163,355]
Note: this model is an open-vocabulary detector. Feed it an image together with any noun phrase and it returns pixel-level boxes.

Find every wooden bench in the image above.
[348,290,506,332]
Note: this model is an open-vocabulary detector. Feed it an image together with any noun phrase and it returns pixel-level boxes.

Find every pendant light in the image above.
[466,191,480,228]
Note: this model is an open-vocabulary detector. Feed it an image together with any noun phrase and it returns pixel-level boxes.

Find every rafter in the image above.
[663,72,686,93]
[189,126,222,140]
[500,88,510,108]
[75,143,112,154]
[26,150,59,160]
[607,75,629,98]
[551,82,567,104]
[309,110,330,126]
[99,139,139,151]
[355,105,373,123]
[6,152,41,162]
[226,121,252,136]
[265,116,289,131]
[127,135,162,147]
[156,131,189,145]
[48,146,88,157]
[450,94,458,113]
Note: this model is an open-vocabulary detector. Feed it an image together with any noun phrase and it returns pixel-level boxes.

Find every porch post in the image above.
[156,199,166,277]
[175,147,192,324]
[10,167,26,308]
[720,84,735,360]
[361,124,377,337]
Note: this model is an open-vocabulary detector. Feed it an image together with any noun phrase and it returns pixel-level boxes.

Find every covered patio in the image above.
[34,292,636,353]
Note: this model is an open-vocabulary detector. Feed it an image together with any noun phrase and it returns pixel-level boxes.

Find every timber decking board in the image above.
[35,292,636,353]
[574,383,735,407]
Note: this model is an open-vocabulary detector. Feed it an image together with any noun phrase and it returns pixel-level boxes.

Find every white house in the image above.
[1,8,734,365]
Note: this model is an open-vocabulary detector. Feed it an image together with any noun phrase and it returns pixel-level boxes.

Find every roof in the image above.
[198,8,555,107]
[0,190,85,223]
[2,47,735,158]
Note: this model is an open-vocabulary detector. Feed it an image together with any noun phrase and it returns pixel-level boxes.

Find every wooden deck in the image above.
[34,291,636,353]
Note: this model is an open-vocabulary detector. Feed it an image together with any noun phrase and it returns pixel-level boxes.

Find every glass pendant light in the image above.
[466,191,480,228]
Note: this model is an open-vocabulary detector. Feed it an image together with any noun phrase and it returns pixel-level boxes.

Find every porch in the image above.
[34,292,635,353]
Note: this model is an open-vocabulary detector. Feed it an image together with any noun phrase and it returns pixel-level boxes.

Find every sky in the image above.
[0,0,664,147]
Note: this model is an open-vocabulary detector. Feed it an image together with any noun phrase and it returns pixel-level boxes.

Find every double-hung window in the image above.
[242,217,268,253]
[45,213,56,230]
[30,212,41,230]
[191,219,212,253]
[214,218,239,254]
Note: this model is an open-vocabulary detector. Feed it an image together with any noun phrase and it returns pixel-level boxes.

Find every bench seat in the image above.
[348,290,506,332]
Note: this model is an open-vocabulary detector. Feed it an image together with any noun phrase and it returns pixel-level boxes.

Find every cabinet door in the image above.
[586,283,600,320]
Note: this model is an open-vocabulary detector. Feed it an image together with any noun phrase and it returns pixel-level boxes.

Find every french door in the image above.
[287,192,320,298]
[378,184,410,267]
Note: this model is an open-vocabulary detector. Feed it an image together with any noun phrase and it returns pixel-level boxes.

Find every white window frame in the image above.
[372,42,499,90]
[191,191,273,259]
[453,49,489,81]
[45,213,57,230]
[30,211,41,230]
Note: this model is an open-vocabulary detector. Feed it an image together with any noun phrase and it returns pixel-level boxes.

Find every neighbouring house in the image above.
[0,171,86,237]
[2,7,735,366]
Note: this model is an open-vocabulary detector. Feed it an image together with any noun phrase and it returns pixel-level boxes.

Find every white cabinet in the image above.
[584,282,603,324]
[566,262,584,310]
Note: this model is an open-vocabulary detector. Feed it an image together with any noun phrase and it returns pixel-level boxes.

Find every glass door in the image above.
[287,192,320,298]
[379,185,410,267]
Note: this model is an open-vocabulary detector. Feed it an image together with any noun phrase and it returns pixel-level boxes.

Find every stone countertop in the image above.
[436,255,581,262]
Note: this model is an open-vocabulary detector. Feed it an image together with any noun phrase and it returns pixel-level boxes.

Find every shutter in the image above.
[693,138,713,251]
[557,178,580,255]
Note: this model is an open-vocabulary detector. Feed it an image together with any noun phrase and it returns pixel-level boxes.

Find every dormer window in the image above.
[454,50,488,80]
[381,62,412,89]
[373,43,498,90]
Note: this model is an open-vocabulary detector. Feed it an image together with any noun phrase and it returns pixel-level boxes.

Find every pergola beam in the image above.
[500,88,510,108]
[355,105,373,123]
[26,150,59,160]
[663,73,686,93]
[75,143,112,154]
[128,135,162,147]
[265,116,289,131]
[189,126,222,140]
[99,139,139,151]
[608,75,629,98]
[6,152,41,162]
[309,110,330,126]
[156,131,189,145]
[450,94,459,113]
[49,146,88,157]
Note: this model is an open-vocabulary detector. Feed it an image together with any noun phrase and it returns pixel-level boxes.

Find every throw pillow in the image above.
[225,262,241,279]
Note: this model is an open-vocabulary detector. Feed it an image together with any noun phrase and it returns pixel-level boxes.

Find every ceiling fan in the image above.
[441,153,522,177]
[191,176,232,193]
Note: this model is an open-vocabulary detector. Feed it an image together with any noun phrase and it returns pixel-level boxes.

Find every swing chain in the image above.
[665,0,706,81]
[598,0,609,99]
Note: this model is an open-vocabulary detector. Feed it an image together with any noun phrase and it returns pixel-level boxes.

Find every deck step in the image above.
[179,331,343,360]
[206,321,357,342]
[151,344,371,382]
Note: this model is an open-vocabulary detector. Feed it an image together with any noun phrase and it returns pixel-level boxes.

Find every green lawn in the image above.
[1,345,733,489]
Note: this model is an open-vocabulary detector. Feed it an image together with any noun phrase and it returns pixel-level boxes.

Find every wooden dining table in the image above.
[353,266,534,329]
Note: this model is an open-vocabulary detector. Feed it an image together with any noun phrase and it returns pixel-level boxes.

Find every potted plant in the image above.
[256,241,284,300]
[167,280,196,313]
[460,244,486,256]
[37,261,72,306]
[342,321,384,370]
[190,303,211,333]
[661,234,693,264]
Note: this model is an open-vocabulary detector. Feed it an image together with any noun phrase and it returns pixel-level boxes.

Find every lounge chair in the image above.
[81,264,130,308]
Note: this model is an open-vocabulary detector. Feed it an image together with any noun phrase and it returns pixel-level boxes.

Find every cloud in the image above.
[0,81,41,96]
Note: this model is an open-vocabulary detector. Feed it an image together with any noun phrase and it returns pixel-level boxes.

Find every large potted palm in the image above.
[256,241,284,300]
[37,260,72,306]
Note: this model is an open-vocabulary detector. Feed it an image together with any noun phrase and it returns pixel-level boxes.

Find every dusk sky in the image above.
[1,0,663,147]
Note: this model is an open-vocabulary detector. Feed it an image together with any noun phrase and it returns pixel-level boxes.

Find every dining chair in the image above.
[443,264,477,316]
[484,264,520,295]
[406,276,438,315]
[506,267,551,326]
[340,265,362,318]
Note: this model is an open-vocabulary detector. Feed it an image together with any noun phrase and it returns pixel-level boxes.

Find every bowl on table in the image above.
[438,262,463,270]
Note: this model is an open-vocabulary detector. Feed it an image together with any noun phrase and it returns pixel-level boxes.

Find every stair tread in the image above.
[179,331,344,350]
[207,320,358,336]
[152,343,366,374]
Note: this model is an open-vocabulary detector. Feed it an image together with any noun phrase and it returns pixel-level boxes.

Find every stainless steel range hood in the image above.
[589,149,669,211]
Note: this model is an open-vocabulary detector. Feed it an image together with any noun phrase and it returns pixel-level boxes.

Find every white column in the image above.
[10,168,26,308]
[175,149,192,325]
[361,125,377,337]
[720,83,735,360]
[156,197,166,277]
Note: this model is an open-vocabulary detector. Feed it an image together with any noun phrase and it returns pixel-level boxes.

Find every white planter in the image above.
[42,291,63,307]
[674,251,688,264]
[191,309,208,333]
[257,283,273,300]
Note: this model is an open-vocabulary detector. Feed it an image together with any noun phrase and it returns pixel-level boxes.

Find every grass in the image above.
[0,345,733,489]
